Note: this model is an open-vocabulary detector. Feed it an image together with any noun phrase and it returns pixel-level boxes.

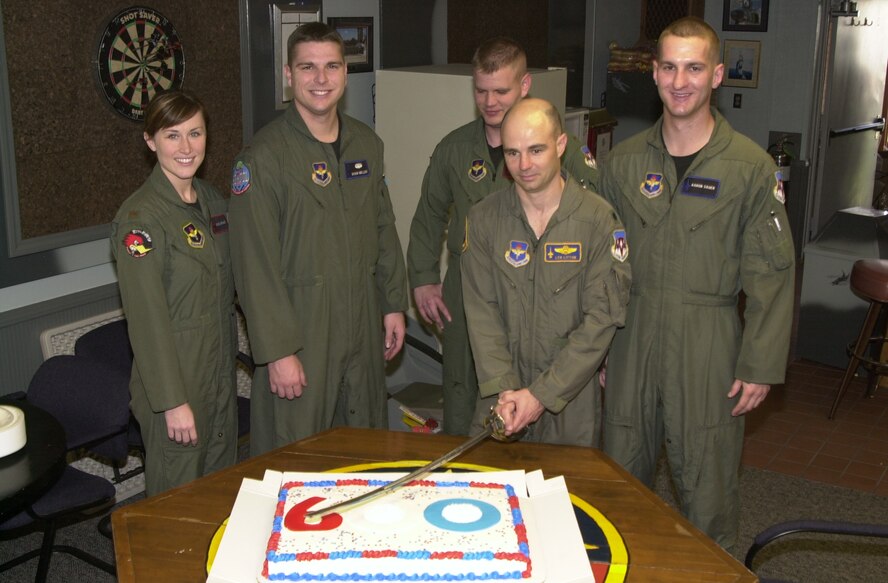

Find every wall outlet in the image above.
[733,93,742,108]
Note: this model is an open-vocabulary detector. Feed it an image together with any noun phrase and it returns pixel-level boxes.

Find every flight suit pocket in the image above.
[603,414,641,470]
[757,216,793,271]
[605,267,631,326]
[685,418,743,492]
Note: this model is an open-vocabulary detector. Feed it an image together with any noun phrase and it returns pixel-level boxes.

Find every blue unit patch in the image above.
[312,162,332,187]
[581,145,597,169]
[231,161,251,196]
[468,159,487,182]
[639,173,663,198]
[505,240,530,267]
[773,171,786,204]
[544,242,582,263]
[611,229,629,263]
[344,160,370,180]
[681,176,720,199]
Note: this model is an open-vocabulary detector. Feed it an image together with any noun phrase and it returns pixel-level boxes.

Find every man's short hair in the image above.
[287,22,345,66]
[658,16,721,65]
[471,37,527,75]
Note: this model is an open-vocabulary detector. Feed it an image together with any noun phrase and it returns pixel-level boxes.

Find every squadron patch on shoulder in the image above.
[640,173,663,198]
[611,229,629,263]
[581,145,598,169]
[468,159,487,182]
[123,229,154,259]
[231,161,251,196]
[545,243,582,263]
[773,170,786,204]
[505,240,530,267]
[182,222,205,249]
[312,162,332,187]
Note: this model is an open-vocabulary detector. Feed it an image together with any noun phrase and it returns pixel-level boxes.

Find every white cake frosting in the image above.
[259,475,534,582]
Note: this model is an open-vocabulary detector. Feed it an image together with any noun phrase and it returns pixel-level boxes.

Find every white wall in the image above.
[326,0,381,127]
[708,0,819,154]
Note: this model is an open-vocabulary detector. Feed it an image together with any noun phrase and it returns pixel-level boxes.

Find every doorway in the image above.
[807,0,888,241]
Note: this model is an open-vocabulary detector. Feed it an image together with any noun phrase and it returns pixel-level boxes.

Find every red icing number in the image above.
[284,496,343,531]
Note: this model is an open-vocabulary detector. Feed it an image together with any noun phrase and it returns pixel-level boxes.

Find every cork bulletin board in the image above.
[1,1,242,257]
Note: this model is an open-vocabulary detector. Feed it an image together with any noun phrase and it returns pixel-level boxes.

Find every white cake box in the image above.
[207,469,594,583]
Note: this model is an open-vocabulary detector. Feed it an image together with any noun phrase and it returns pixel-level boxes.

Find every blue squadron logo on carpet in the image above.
[545,243,582,263]
[123,229,154,259]
[774,170,786,204]
[611,229,629,262]
[231,161,251,196]
[640,173,663,198]
[468,159,487,182]
[505,240,530,267]
[581,145,597,169]
[312,162,332,187]
[182,222,205,249]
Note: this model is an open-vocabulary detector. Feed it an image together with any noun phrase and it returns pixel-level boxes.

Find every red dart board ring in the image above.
[95,6,185,122]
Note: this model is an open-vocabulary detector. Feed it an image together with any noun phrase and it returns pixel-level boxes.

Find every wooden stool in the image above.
[828,259,888,419]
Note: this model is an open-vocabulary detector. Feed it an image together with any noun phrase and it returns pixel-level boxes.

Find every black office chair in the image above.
[745,519,888,583]
[0,355,131,582]
[74,320,144,483]
[77,316,253,442]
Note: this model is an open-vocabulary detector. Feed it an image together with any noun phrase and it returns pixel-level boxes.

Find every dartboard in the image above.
[95,6,185,121]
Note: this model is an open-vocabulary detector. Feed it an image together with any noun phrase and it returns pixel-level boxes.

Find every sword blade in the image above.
[304,424,495,519]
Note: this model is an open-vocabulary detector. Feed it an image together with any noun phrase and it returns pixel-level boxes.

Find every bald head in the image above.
[502,98,563,141]
[501,98,567,197]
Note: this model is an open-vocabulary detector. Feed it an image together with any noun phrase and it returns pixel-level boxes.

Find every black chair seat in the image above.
[0,467,115,531]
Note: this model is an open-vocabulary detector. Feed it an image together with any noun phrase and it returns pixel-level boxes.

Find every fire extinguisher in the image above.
[768,135,794,182]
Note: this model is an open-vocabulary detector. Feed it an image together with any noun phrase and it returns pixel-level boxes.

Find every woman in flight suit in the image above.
[111,90,237,496]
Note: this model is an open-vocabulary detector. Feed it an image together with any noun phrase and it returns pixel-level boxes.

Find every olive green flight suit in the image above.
[600,110,795,549]
[461,178,630,446]
[111,165,237,496]
[408,117,601,435]
[228,107,408,456]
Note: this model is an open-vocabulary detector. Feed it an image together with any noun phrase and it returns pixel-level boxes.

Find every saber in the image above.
[304,409,514,519]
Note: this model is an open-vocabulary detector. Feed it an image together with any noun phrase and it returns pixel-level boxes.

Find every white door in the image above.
[808,0,888,238]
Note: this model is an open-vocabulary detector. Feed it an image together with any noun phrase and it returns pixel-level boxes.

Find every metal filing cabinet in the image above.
[796,208,888,368]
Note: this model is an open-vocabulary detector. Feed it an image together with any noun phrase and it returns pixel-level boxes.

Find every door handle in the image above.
[829,117,885,137]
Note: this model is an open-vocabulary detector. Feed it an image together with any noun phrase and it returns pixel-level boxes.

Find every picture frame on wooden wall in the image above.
[722,0,769,32]
[327,17,374,74]
[723,39,761,88]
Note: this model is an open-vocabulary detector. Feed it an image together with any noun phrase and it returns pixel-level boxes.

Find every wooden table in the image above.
[112,428,756,583]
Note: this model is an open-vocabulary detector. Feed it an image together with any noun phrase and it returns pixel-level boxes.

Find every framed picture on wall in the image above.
[723,40,761,88]
[723,0,769,32]
[327,17,374,73]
